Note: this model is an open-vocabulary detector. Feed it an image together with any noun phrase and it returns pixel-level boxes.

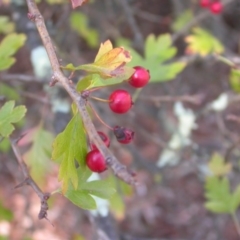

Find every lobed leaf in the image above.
[52,113,87,192]
[20,123,54,183]
[185,28,224,56]
[208,152,232,177]
[65,190,96,210]
[204,176,240,214]
[62,40,134,81]
[81,180,116,199]
[0,101,27,137]
[0,33,26,71]
[127,34,186,83]
[65,168,116,210]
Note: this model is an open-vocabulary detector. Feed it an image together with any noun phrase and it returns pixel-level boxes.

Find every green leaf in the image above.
[76,75,93,91]
[204,176,240,214]
[81,180,116,199]
[0,138,10,153]
[65,189,96,210]
[171,10,193,32]
[230,185,240,213]
[148,62,186,82]
[21,124,54,184]
[76,71,133,91]
[0,101,27,137]
[0,33,26,71]
[127,34,186,82]
[229,69,240,93]
[65,167,116,210]
[0,16,15,34]
[108,175,133,219]
[0,201,13,221]
[52,113,87,192]
[145,34,177,63]
[70,12,99,48]
[185,28,224,56]
[0,83,20,101]
[208,152,232,177]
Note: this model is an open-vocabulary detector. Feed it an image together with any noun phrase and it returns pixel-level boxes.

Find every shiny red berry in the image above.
[200,0,210,8]
[113,126,134,144]
[128,66,150,88]
[109,90,133,114]
[86,149,107,173]
[91,131,110,150]
[210,1,223,14]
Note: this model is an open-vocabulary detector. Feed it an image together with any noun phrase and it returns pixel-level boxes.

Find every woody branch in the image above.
[25,0,136,186]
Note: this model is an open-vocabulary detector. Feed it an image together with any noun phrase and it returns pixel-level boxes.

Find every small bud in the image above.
[113,126,134,144]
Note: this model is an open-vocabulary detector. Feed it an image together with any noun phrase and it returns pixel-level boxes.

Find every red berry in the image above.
[109,90,133,114]
[210,1,223,14]
[200,0,210,8]
[128,66,150,88]
[86,149,107,173]
[91,131,110,150]
[113,126,134,144]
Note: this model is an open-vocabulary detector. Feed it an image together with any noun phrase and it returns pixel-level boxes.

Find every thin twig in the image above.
[116,0,144,48]
[25,0,136,186]
[140,94,203,105]
[132,7,161,24]
[0,73,47,83]
[10,139,51,222]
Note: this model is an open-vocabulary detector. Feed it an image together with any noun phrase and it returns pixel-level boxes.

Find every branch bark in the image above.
[25,0,137,186]
[11,139,50,222]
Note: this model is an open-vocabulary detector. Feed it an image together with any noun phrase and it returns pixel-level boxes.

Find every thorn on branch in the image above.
[11,140,52,223]
[14,178,29,189]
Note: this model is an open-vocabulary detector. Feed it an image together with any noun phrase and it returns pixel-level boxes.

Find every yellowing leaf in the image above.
[208,152,232,177]
[63,40,134,80]
[80,40,132,78]
[0,101,26,137]
[52,113,87,193]
[185,28,224,56]
[94,40,113,62]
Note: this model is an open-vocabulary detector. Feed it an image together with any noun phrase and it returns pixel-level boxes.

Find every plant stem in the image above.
[25,0,137,186]
[231,213,240,238]
[90,96,110,103]
[88,103,113,130]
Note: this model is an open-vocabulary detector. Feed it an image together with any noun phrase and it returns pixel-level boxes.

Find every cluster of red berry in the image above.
[200,0,223,14]
[86,66,150,173]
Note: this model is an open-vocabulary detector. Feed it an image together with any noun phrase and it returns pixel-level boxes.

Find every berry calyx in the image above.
[91,131,110,150]
[113,126,134,144]
[200,0,210,8]
[210,1,223,14]
[128,66,150,88]
[86,149,107,173]
[109,89,133,114]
